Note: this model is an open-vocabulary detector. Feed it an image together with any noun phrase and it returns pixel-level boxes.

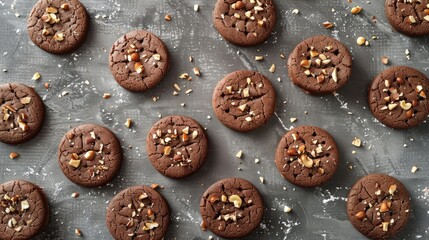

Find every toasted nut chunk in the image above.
[322,21,334,29]
[380,201,390,213]
[388,184,397,195]
[84,151,95,161]
[9,152,19,159]
[69,159,81,168]
[355,211,365,220]
[221,195,227,202]
[228,195,242,208]
[60,3,70,10]
[300,59,311,69]
[300,154,313,168]
[46,7,58,13]
[21,200,30,210]
[209,195,219,203]
[351,6,362,14]
[163,146,172,156]
[381,222,389,232]
[134,62,144,74]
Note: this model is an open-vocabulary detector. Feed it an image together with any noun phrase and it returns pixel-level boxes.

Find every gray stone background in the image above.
[1,0,429,239]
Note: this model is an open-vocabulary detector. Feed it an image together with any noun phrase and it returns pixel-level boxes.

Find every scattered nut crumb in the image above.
[9,152,19,159]
[75,228,82,236]
[164,14,171,21]
[292,9,299,15]
[322,21,334,29]
[352,138,362,147]
[44,82,50,89]
[236,150,243,159]
[193,68,201,76]
[357,37,366,46]
[259,176,264,184]
[290,118,297,123]
[151,183,160,189]
[255,56,264,61]
[194,4,199,12]
[269,64,276,73]
[381,56,389,65]
[32,72,41,81]
[411,166,418,173]
[255,158,260,164]
[125,118,132,128]
[173,83,181,91]
[351,6,362,14]
[71,192,80,198]
[189,56,193,62]
[103,93,111,99]
[284,206,292,213]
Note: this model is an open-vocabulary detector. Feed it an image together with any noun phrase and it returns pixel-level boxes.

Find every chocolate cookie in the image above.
[27,0,89,54]
[0,180,49,240]
[57,124,123,187]
[106,185,170,240]
[200,178,264,238]
[385,0,429,37]
[146,116,208,178]
[275,126,339,188]
[213,0,276,46]
[212,70,276,132]
[347,174,411,239]
[287,35,352,95]
[0,83,45,144]
[368,66,429,129]
[109,30,170,92]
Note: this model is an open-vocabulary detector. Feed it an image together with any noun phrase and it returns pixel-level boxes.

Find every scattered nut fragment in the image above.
[209,195,219,203]
[9,152,19,159]
[322,21,334,29]
[103,93,111,99]
[75,228,82,236]
[355,211,365,220]
[424,16,429,22]
[32,72,41,80]
[152,54,161,61]
[235,150,243,159]
[332,68,338,83]
[284,206,292,213]
[381,56,389,65]
[357,37,366,46]
[388,184,397,195]
[269,64,276,73]
[352,138,362,147]
[351,6,362,14]
[150,183,160,189]
[259,176,264,183]
[228,195,242,208]
[292,9,299,15]
[411,165,418,173]
[290,118,297,123]
[191,130,198,139]
[194,4,199,12]
[193,67,201,76]
[71,192,80,198]
[164,14,171,21]
[255,56,264,61]
[125,118,132,128]
[408,15,416,24]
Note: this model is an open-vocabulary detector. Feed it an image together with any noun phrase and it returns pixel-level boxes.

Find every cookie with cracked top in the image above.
[385,0,429,37]
[212,70,276,132]
[347,174,411,239]
[146,115,208,178]
[106,185,170,240]
[200,178,264,238]
[0,83,45,144]
[57,124,123,187]
[287,35,352,95]
[0,180,49,240]
[27,0,90,54]
[213,0,276,46]
[109,30,170,92]
[368,66,429,129]
[275,125,339,187]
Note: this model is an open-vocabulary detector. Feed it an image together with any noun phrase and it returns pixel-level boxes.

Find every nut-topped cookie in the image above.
[385,0,429,36]
[200,178,264,238]
[369,66,429,129]
[106,185,170,240]
[109,30,170,92]
[275,126,339,187]
[212,70,276,132]
[146,116,208,178]
[347,174,411,239]
[0,83,45,144]
[287,35,352,95]
[0,180,49,240]
[213,0,276,46]
[57,124,123,187]
[27,0,90,54]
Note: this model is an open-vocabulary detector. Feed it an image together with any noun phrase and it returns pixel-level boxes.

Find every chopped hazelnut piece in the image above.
[355,211,365,220]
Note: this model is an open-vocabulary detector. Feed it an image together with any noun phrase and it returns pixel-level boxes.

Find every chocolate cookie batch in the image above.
[0,0,426,239]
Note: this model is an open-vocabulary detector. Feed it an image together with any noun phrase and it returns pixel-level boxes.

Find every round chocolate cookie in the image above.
[106,185,170,240]
[347,174,411,239]
[212,70,276,132]
[0,83,45,144]
[200,178,264,238]
[368,66,429,129]
[213,0,276,46]
[287,35,352,95]
[57,124,123,187]
[109,30,170,92]
[0,180,49,240]
[146,116,208,178]
[385,0,429,37]
[27,0,89,54]
[275,126,339,187]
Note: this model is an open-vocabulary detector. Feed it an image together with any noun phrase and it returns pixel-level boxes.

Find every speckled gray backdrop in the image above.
[1,0,429,239]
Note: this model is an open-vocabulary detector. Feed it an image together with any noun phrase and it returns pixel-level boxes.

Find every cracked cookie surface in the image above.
[347,174,411,239]
[287,35,352,95]
[0,180,49,240]
[213,0,276,46]
[106,185,170,240]
[146,116,208,178]
[0,83,45,144]
[57,124,123,187]
[369,66,429,129]
[212,70,276,132]
[275,126,339,187]
[200,178,264,238]
[385,0,429,36]
[27,0,89,54]
[109,30,170,92]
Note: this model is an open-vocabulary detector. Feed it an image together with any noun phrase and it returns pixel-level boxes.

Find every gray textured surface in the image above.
[1,0,429,239]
